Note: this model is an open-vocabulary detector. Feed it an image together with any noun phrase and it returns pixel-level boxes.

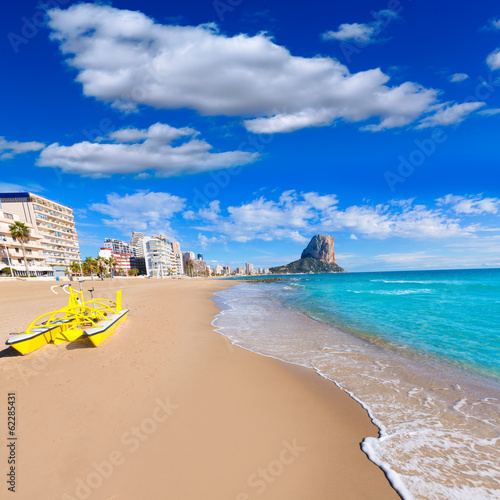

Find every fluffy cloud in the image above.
[416,102,485,129]
[37,123,258,177]
[486,49,500,70]
[486,20,500,71]
[190,191,481,243]
[449,73,469,83]
[90,191,186,235]
[321,10,399,43]
[322,22,377,43]
[0,136,44,160]
[436,194,500,215]
[47,4,438,133]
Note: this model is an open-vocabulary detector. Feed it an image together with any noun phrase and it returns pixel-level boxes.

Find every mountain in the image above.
[269,235,346,274]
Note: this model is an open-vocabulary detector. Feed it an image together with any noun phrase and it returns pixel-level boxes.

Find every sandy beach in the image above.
[0,278,398,500]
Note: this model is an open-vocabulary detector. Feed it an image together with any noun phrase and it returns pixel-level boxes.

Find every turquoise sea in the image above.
[213,269,500,500]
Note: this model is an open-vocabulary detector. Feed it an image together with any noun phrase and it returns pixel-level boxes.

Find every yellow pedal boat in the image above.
[84,308,129,346]
[5,283,128,354]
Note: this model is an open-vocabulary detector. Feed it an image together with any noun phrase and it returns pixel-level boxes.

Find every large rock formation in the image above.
[270,235,346,274]
[301,235,337,263]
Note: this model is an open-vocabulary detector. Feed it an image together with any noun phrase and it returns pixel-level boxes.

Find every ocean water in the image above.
[212,269,500,500]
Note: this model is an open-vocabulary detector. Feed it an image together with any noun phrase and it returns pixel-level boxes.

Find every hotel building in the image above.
[104,238,131,254]
[171,240,184,276]
[129,231,146,275]
[98,247,134,275]
[0,208,52,276]
[0,192,80,272]
[143,236,178,278]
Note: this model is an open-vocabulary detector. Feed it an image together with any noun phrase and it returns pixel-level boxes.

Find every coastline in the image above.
[213,277,500,499]
[0,278,398,499]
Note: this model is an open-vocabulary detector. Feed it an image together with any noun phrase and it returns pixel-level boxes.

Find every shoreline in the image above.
[0,278,398,499]
[213,278,500,499]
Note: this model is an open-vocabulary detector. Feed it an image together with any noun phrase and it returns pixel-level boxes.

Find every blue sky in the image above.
[1,0,499,271]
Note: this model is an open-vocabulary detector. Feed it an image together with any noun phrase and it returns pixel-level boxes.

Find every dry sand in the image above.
[0,278,399,500]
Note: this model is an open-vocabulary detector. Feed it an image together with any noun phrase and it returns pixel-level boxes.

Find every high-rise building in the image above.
[129,232,144,256]
[197,253,203,261]
[0,208,52,276]
[98,247,134,275]
[171,241,181,254]
[129,231,146,275]
[104,238,131,254]
[171,240,183,275]
[143,236,178,278]
[245,263,254,275]
[0,192,80,271]
[181,251,195,275]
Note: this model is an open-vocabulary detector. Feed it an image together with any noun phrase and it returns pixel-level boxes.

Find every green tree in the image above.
[128,268,139,276]
[96,256,107,280]
[106,257,117,278]
[185,259,194,277]
[83,256,97,280]
[69,262,81,277]
[9,221,31,277]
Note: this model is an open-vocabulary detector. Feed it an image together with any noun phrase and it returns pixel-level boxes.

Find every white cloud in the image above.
[198,233,220,248]
[0,182,45,193]
[478,108,500,116]
[485,18,500,70]
[322,23,376,43]
[436,194,500,215]
[37,122,258,177]
[90,191,186,235]
[489,19,500,30]
[449,73,469,83]
[321,10,399,43]
[0,137,44,160]
[486,48,500,70]
[191,191,481,243]
[416,101,485,129]
[47,4,438,134]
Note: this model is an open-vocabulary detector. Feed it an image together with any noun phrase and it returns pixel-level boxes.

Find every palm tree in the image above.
[83,256,97,280]
[9,221,31,277]
[106,257,117,279]
[96,256,107,280]
[186,259,194,277]
[69,262,81,277]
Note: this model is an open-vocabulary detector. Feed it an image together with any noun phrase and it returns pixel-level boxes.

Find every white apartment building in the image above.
[130,232,144,257]
[104,238,131,254]
[143,236,178,278]
[129,231,146,275]
[215,265,224,275]
[171,240,184,276]
[245,263,254,275]
[98,247,134,274]
[0,208,53,276]
[0,192,80,270]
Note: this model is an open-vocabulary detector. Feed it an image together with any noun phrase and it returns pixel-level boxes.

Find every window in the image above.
[3,212,14,219]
